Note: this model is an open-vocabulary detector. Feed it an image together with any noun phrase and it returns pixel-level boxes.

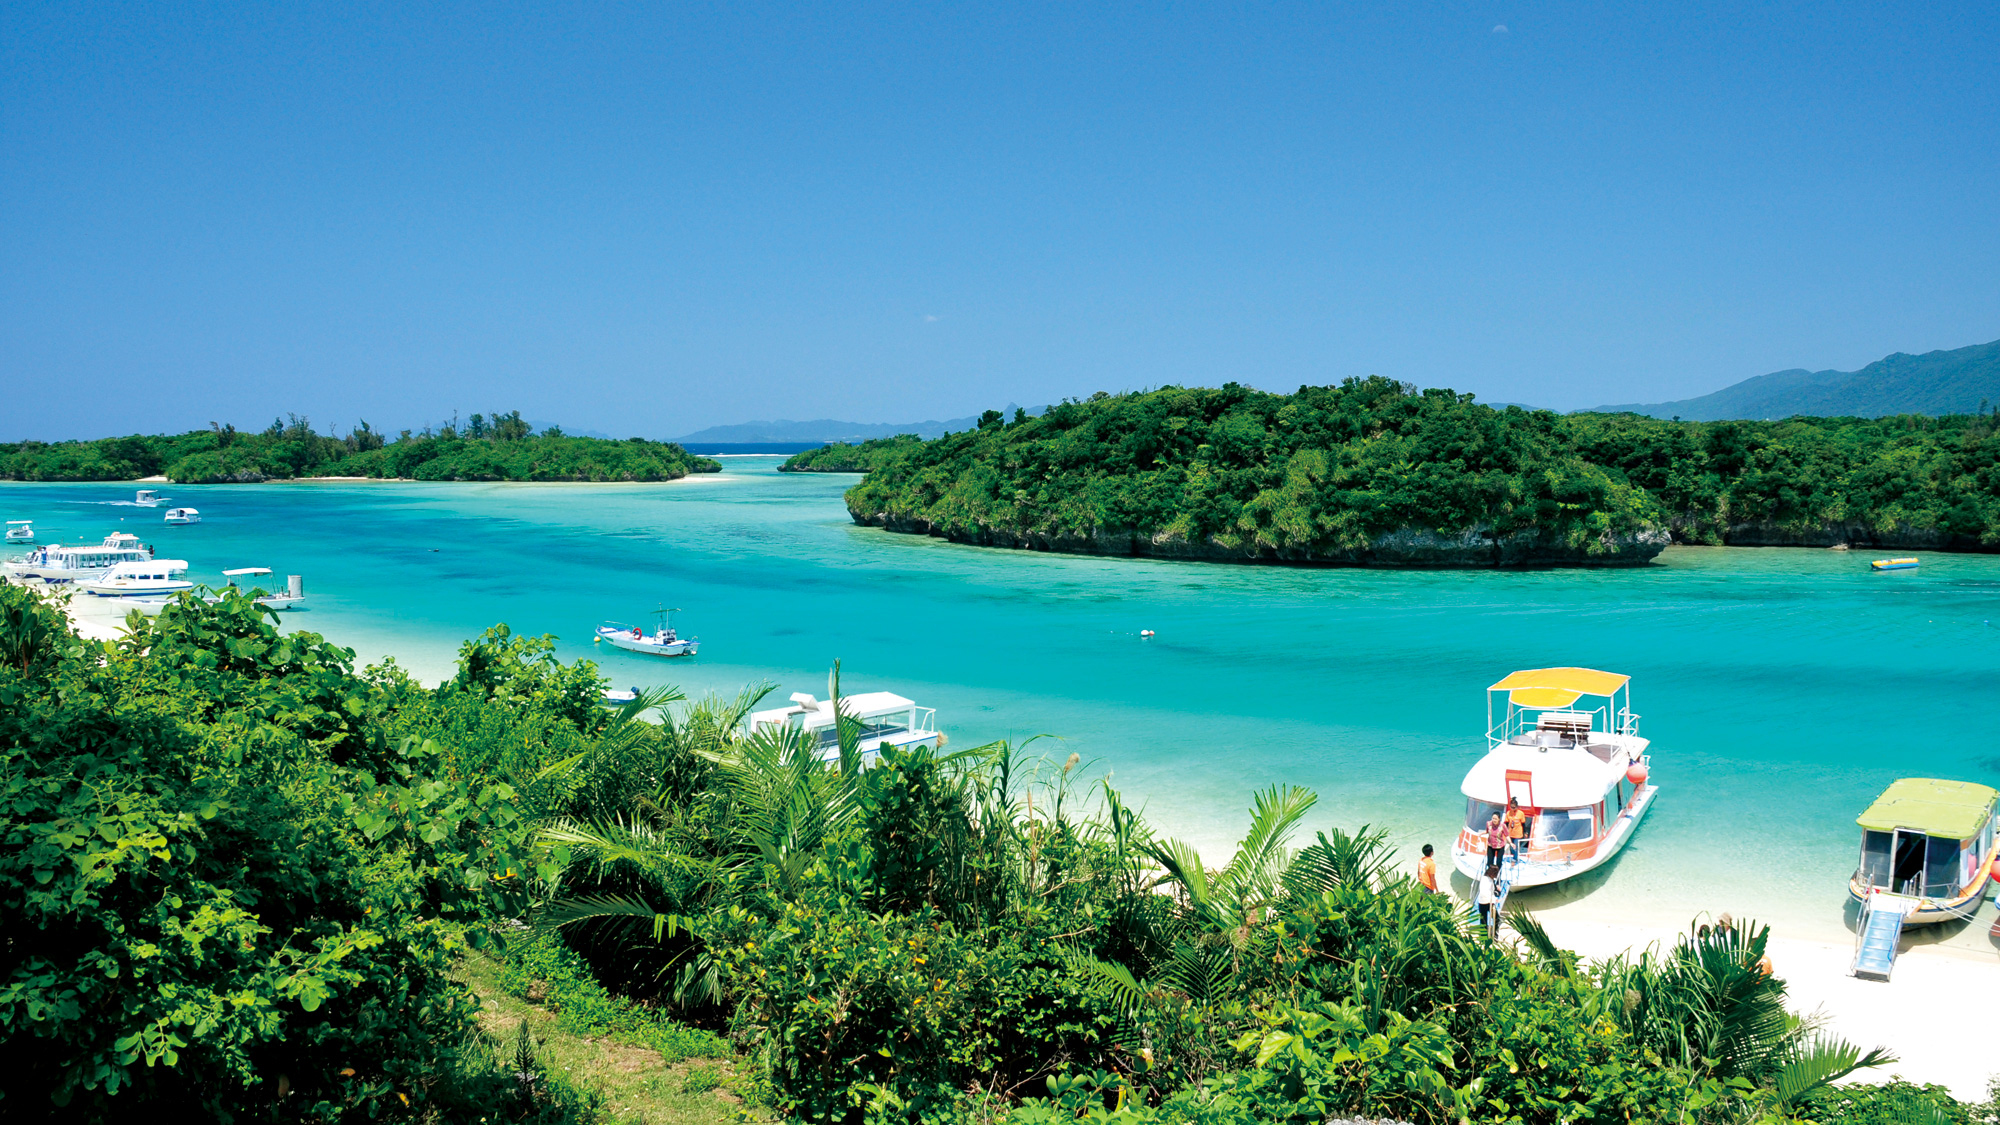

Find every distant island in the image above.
[0,412,720,483]
[1591,337,2000,420]
[785,379,2000,567]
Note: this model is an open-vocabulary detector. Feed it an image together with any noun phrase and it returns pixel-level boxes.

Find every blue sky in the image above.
[4,2,1996,440]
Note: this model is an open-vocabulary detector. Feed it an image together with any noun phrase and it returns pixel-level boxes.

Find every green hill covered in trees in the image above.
[791,378,2000,566]
[1591,337,2000,420]
[0,412,720,484]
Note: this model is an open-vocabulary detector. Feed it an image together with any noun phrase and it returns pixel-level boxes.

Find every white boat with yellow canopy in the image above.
[1451,667,1658,889]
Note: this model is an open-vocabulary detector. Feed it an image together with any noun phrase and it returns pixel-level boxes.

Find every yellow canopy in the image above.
[1488,667,1629,705]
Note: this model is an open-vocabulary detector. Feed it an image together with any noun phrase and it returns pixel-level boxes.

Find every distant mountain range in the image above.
[676,406,1030,444]
[1588,337,2000,420]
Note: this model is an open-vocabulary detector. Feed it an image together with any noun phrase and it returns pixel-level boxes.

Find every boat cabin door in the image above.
[1891,829,1927,896]
[1504,769,1535,810]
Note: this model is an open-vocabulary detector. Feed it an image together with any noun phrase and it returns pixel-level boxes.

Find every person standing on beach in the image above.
[1417,844,1437,892]
[1475,863,1499,934]
[1485,813,1506,868]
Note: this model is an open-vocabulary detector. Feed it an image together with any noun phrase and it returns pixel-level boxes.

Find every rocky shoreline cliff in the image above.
[850,506,1672,567]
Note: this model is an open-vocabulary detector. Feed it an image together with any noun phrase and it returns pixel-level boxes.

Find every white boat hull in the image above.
[84,581,196,598]
[1452,783,1661,889]
[596,627,698,657]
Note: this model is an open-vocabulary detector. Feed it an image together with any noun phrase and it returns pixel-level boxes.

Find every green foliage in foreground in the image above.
[805,380,2000,554]
[0,410,720,483]
[0,585,1958,1124]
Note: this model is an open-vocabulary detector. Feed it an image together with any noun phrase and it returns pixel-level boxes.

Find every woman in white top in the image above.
[1475,864,1500,935]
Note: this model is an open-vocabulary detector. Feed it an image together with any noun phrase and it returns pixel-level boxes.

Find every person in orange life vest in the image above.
[1417,844,1438,892]
[1504,797,1531,855]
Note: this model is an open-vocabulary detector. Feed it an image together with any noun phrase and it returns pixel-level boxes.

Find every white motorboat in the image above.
[220,567,306,610]
[594,606,698,657]
[4,540,155,583]
[601,686,642,705]
[1450,667,1658,890]
[80,559,195,598]
[164,508,201,525]
[135,489,165,507]
[4,520,31,544]
[747,687,940,765]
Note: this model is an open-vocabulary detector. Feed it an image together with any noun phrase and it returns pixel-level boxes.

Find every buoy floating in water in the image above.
[1139,629,1155,638]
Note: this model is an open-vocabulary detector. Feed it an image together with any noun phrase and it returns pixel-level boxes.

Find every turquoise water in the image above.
[9,460,2000,942]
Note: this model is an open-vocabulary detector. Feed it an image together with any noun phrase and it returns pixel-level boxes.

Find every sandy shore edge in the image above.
[1534,915,1997,1100]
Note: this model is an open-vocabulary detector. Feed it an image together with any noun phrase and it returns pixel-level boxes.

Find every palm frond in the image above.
[538,893,700,942]
[1507,909,1572,977]
[1771,1032,1896,1108]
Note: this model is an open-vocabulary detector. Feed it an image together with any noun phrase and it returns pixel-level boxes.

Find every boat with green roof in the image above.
[1848,778,1998,979]
[1850,778,1998,924]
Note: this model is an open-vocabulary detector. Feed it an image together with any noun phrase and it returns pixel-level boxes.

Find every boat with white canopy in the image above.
[1451,667,1658,889]
[135,489,165,506]
[746,689,940,764]
[80,559,194,598]
[5,520,32,544]
[221,567,306,610]
[164,508,201,525]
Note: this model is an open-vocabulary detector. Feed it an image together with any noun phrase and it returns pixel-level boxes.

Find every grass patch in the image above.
[459,947,759,1125]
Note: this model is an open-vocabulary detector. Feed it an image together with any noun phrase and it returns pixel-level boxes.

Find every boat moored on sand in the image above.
[80,559,194,598]
[1848,778,1998,981]
[4,540,155,583]
[747,689,940,764]
[1451,667,1658,889]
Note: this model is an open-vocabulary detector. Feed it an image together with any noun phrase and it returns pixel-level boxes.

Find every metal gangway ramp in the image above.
[1851,891,1914,981]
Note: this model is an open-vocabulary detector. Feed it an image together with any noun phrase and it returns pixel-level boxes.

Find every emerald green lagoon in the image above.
[8,457,1999,942]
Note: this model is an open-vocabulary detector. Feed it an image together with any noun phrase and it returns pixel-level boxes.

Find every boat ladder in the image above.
[1851,891,1915,982]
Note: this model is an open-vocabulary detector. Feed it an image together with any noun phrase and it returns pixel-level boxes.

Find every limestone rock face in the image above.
[850,509,1671,568]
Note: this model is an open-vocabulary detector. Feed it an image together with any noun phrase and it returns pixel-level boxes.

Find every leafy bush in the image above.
[0,586,534,1119]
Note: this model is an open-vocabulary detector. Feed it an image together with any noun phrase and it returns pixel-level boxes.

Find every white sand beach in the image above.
[1534,912,2000,1101]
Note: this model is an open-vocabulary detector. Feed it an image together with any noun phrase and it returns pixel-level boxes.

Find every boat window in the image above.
[1925,834,1961,897]
[1857,830,1893,888]
[1534,807,1595,843]
[1464,799,1503,831]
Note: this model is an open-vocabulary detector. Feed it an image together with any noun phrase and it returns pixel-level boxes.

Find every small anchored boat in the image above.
[1849,778,1999,981]
[80,559,195,598]
[4,520,31,544]
[595,606,698,657]
[1451,668,1658,889]
[1870,557,1919,571]
[164,508,201,526]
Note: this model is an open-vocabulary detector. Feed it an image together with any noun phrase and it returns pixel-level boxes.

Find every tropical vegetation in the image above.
[792,380,2000,562]
[0,412,720,484]
[5,580,1978,1121]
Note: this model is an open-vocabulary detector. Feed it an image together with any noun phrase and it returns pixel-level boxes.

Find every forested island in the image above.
[785,379,2000,566]
[0,411,720,483]
[3,585,1963,1123]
